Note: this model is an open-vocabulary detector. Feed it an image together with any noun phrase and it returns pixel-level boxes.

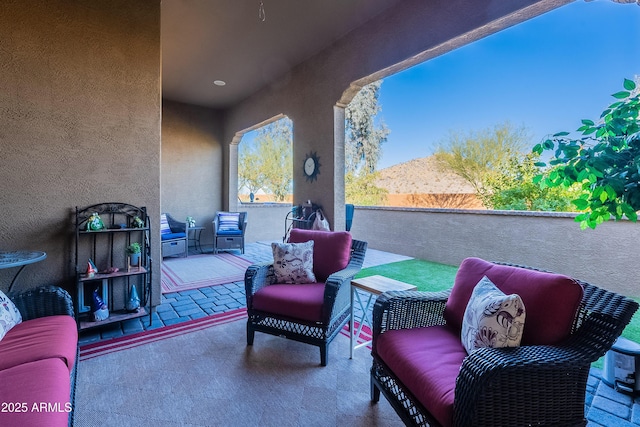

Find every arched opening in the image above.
[238,116,293,204]
[228,114,293,212]
[338,1,638,212]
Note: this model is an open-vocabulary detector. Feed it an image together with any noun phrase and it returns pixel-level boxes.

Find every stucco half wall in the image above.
[349,207,640,298]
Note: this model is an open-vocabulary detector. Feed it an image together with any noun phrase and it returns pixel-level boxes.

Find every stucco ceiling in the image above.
[161,0,402,109]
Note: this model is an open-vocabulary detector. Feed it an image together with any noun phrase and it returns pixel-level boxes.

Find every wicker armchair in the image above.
[371,260,639,427]
[245,229,367,366]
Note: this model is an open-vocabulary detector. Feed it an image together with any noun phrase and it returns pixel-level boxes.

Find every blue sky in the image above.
[376,1,640,169]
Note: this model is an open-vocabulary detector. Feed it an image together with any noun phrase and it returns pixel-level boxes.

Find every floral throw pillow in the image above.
[272,241,316,284]
[0,289,22,341]
[461,276,526,354]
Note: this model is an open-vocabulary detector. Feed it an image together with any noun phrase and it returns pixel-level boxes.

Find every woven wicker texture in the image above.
[245,238,367,366]
[371,262,639,427]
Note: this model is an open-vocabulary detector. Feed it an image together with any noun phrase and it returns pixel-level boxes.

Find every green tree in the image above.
[534,77,640,229]
[433,121,530,207]
[345,80,390,174]
[486,152,582,211]
[345,171,388,206]
[344,80,390,205]
[435,121,578,210]
[238,144,264,196]
[238,118,293,201]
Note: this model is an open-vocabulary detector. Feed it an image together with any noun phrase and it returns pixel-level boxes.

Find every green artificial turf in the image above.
[356,259,458,292]
[358,259,640,369]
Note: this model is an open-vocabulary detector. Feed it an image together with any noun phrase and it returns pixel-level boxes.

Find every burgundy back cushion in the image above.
[443,257,583,346]
[289,229,352,282]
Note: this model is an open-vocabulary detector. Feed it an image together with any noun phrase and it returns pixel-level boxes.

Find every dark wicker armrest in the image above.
[244,262,275,306]
[454,343,596,426]
[372,290,450,354]
[10,285,74,321]
[325,265,362,292]
[454,283,639,427]
[323,266,363,321]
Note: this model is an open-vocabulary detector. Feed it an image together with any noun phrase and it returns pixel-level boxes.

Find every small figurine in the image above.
[126,285,140,312]
[86,259,97,278]
[86,213,105,231]
[132,216,145,228]
[91,289,109,321]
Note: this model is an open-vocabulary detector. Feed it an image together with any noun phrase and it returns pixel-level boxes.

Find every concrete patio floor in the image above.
[78,242,640,426]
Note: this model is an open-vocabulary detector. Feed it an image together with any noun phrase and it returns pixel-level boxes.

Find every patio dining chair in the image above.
[245,228,367,366]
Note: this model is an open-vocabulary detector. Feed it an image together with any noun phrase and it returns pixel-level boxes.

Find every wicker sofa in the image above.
[371,257,639,427]
[0,285,78,427]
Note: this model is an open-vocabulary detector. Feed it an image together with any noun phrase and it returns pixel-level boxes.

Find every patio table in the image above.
[0,250,47,293]
[349,275,416,358]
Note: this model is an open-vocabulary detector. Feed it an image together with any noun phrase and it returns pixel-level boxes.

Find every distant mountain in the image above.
[376,156,475,194]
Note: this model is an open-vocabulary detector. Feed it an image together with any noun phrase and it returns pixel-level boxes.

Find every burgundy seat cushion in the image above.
[377,325,466,427]
[0,358,71,427]
[444,257,584,346]
[0,315,78,372]
[289,229,352,282]
[252,283,325,322]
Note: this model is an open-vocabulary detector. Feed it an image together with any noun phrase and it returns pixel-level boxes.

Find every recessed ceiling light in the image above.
[213,80,226,86]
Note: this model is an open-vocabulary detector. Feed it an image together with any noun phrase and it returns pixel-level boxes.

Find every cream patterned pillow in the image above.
[272,241,316,284]
[0,289,22,341]
[461,276,526,354]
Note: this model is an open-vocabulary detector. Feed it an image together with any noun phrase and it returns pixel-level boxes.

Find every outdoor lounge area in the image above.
[2,1,640,426]
[71,242,640,426]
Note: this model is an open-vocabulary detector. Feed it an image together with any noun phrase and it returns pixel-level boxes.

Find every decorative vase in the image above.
[126,285,140,312]
[129,252,140,266]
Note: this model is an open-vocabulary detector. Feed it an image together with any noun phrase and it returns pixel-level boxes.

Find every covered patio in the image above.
[2,1,639,426]
[3,0,636,308]
[74,242,639,426]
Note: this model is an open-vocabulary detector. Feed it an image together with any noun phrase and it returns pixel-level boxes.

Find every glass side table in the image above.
[188,226,205,253]
[0,251,47,293]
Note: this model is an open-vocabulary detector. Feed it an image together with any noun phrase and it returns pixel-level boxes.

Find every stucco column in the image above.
[228,135,240,212]
[333,105,346,231]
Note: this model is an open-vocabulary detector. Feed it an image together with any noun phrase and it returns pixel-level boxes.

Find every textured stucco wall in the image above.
[161,100,224,248]
[0,1,162,303]
[241,204,293,244]
[222,0,570,228]
[349,207,640,298]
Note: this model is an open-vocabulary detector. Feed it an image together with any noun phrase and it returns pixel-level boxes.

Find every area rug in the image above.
[79,307,247,361]
[161,253,253,293]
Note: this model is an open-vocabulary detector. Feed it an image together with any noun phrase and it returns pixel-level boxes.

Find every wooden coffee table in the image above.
[349,275,417,358]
